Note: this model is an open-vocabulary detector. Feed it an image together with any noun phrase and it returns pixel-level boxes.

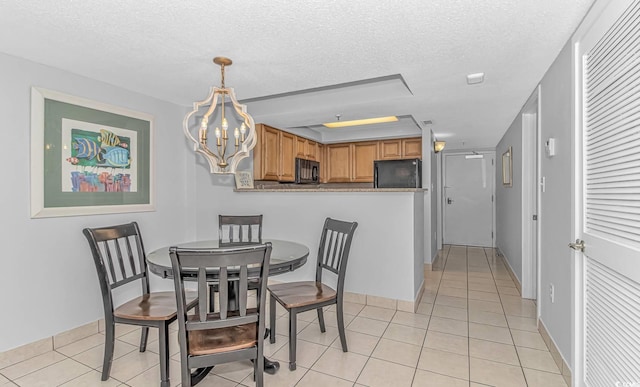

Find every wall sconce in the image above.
[434,140,446,153]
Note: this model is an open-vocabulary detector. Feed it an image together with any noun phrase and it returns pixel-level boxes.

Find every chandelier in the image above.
[183,57,257,174]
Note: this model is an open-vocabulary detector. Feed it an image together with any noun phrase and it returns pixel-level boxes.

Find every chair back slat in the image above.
[102,241,119,283]
[124,237,138,276]
[170,243,271,336]
[198,267,208,322]
[114,238,128,280]
[219,215,263,245]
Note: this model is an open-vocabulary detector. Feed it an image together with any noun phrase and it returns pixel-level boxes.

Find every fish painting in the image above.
[99,129,120,148]
[101,146,130,168]
[73,137,101,160]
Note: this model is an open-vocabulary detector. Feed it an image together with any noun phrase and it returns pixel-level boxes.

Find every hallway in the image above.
[0,245,569,386]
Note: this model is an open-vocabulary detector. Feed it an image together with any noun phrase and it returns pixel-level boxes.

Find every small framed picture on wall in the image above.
[502,146,513,187]
[234,171,254,189]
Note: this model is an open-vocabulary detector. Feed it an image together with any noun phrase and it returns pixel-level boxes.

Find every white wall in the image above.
[494,41,574,365]
[538,41,573,365]
[0,53,193,352]
[191,174,424,302]
[495,119,523,282]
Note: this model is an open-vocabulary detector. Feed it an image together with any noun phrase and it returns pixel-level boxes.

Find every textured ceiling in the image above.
[0,0,594,149]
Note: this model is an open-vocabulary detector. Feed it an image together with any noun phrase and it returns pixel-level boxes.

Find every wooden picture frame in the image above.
[502,146,513,187]
[30,87,155,218]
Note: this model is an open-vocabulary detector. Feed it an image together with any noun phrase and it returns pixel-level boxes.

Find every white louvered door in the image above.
[574,0,640,385]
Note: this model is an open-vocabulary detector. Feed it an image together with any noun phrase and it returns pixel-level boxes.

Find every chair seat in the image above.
[114,291,197,321]
[268,281,336,309]
[188,322,258,355]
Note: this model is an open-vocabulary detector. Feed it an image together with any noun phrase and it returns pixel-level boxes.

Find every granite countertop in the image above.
[235,182,426,192]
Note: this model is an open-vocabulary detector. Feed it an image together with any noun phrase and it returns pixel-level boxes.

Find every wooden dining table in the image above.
[146,238,310,377]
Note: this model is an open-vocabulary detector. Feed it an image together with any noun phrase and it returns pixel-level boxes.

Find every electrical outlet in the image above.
[549,283,555,303]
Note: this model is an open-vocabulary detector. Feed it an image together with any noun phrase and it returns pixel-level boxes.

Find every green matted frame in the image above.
[30,87,155,218]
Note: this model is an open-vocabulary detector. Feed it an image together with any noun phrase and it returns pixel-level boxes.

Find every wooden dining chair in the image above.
[83,222,197,387]
[170,243,272,387]
[219,214,263,245]
[268,217,358,370]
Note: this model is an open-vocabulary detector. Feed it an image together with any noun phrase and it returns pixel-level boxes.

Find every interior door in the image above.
[574,0,640,384]
[443,152,495,247]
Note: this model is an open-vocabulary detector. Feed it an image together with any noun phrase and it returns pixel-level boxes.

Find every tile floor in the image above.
[0,245,568,386]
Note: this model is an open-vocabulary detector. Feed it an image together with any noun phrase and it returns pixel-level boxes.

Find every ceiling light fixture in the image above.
[434,140,446,153]
[183,57,257,174]
[323,115,398,128]
[466,73,485,85]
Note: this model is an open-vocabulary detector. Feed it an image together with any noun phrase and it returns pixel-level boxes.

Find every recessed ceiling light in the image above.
[467,73,485,85]
[323,116,398,128]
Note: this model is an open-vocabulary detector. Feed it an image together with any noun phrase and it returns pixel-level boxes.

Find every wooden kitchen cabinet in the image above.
[379,139,402,159]
[305,140,319,161]
[352,141,379,182]
[326,143,352,182]
[295,136,307,159]
[253,123,295,182]
[402,138,422,158]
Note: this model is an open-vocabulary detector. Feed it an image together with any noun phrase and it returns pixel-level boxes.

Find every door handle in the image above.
[447,198,454,205]
[568,239,585,252]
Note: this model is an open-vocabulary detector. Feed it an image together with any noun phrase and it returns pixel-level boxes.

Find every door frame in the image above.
[441,150,496,247]
[521,86,542,302]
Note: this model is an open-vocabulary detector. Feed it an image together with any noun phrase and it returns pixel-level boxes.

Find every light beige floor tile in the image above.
[470,357,527,387]
[435,295,468,309]
[511,330,548,351]
[417,347,469,380]
[0,374,9,386]
[55,334,105,357]
[383,323,426,345]
[412,369,469,387]
[356,357,415,387]
[439,279,468,289]
[347,316,389,337]
[1,351,66,380]
[416,302,434,316]
[72,340,138,369]
[196,373,239,387]
[272,339,327,369]
[263,334,288,357]
[432,305,468,321]
[296,369,354,387]
[342,302,366,316]
[438,287,468,298]
[421,292,437,304]
[100,348,159,383]
[330,330,379,356]
[469,310,508,327]
[469,300,503,314]
[14,358,93,387]
[469,338,519,366]
[516,347,561,373]
[428,316,468,337]
[240,364,307,387]
[523,367,568,387]
[298,324,340,346]
[468,272,494,280]
[126,358,182,387]
[498,287,521,296]
[495,279,516,288]
[358,305,396,322]
[392,311,430,328]
[469,323,513,345]
[58,369,122,386]
[273,316,311,337]
[298,309,320,323]
[423,331,468,356]
[371,338,421,367]
[502,302,536,318]
[145,330,181,356]
[318,310,356,329]
[506,315,538,332]
[210,360,254,383]
[468,290,501,303]
[311,347,368,381]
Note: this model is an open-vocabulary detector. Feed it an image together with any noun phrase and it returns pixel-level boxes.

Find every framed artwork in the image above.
[234,171,254,189]
[502,146,513,187]
[30,87,155,218]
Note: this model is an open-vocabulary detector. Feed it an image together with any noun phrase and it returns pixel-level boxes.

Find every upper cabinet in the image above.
[254,123,421,183]
[380,138,422,159]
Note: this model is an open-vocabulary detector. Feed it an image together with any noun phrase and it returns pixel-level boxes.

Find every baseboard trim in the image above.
[496,248,523,295]
[538,318,572,387]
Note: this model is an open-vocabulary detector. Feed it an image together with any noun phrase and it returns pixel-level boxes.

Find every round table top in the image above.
[147,239,310,279]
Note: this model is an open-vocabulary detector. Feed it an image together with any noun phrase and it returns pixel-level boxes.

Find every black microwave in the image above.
[374,159,422,188]
[295,158,319,184]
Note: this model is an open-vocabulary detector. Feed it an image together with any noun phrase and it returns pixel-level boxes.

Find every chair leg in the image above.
[317,307,326,333]
[336,302,348,352]
[288,310,297,370]
[158,323,170,387]
[101,321,116,381]
[269,295,276,344]
[255,345,264,387]
[139,326,149,352]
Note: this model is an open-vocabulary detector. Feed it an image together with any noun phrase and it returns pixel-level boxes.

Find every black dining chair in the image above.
[268,217,358,370]
[170,243,272,387]
[83,222,197,387]
[219,214,263,245]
